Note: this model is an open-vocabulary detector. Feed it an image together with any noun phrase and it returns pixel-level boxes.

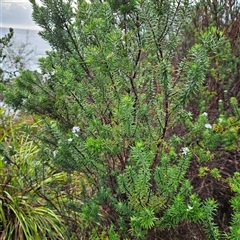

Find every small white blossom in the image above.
[182,147,189,155]
[219,99,223,102]
[224,90,227,93]
[72,126,81,136]
[202,112,208,116]
[205,123,212,129]
[68,138,73,142]
[219,118,223,123]
[187,205,193,211]
[72,126,80,133]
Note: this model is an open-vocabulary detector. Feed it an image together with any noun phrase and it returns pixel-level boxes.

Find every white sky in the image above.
[0,0,41,31]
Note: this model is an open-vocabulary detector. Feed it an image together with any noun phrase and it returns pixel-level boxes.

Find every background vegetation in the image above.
[0,0,240,239]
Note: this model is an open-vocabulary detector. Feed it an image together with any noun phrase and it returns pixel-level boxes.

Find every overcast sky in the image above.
[1,0,41,31]
[0,0,51,69]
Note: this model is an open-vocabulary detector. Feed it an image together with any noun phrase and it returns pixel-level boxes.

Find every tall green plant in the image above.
[1,0,232,238]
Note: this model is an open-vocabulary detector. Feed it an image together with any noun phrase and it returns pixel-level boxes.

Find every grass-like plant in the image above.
[0,105,65,239]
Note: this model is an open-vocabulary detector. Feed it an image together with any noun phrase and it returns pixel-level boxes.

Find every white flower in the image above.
[72,126,80,133]
[72,126,81,136]
[219,118,223,123]
[187,205,193,211]
[202,112,208,116]
[219,99,223,102]
[182,147,189,155]
[205,123,212,129]
[68,138,73,142]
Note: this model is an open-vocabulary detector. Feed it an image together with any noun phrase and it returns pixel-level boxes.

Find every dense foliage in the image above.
[0,109,66,239]
[1,0,240,239]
